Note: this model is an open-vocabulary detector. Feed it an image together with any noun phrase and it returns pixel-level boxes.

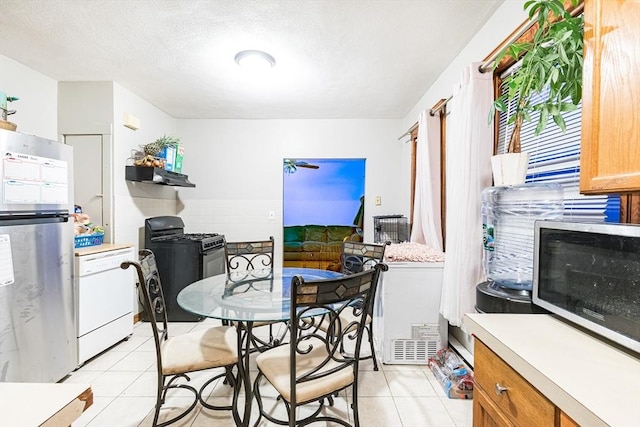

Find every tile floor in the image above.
[65,319,473,427]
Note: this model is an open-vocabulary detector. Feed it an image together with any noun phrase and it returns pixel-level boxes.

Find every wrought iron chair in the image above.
[224,236,285,349]
[339,241,389,371]
[253,263,388,427]
[121,250,238,427]
[304,241,389,370]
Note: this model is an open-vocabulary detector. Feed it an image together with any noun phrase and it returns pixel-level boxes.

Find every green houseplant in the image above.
[490,0,583,182]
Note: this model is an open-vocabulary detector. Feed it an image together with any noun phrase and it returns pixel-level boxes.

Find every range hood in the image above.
[125,166,195,187]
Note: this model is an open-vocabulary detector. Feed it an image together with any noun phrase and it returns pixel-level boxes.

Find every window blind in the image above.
[496,67,620,222]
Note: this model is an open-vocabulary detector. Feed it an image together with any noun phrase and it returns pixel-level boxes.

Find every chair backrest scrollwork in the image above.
[225,236,275,272]
[341,241,389,274]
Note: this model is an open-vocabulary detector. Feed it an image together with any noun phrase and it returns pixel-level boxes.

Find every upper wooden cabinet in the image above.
[580,0,640,194]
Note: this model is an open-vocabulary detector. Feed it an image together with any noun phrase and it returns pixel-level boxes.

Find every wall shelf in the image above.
[125,166,195,187]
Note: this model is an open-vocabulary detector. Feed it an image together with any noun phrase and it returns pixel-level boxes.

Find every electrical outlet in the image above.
[268,210,275,220]
[375,196,382,206]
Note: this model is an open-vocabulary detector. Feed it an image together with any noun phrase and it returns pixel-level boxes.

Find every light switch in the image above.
[375,196,382,206]
[268,210,275,220]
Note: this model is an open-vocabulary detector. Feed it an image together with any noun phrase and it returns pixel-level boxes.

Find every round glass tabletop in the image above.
[177,267,342,322]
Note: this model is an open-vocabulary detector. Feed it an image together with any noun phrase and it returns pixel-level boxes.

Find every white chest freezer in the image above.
[373,261,446,364]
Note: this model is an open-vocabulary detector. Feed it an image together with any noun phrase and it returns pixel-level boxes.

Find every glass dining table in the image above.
[177,267,342,427]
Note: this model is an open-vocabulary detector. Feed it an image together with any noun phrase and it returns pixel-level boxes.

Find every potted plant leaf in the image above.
[490,0,583,185]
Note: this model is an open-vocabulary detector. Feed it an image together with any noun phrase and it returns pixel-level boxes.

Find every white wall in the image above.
[112,82,179,248]
[402,1,527,130]
[57,81,180,250]
[0,55,58,140]
[176,119,402,266]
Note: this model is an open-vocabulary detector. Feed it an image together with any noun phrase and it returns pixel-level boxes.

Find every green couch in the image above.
[283,225,362,270]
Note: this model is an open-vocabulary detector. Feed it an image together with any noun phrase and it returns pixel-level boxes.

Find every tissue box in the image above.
[74,233,104,248]
[159,145,177,172]
[174,145,184,173]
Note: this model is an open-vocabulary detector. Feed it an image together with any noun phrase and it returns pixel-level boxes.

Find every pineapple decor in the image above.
[133,135,181,168]
[143,135,180,156]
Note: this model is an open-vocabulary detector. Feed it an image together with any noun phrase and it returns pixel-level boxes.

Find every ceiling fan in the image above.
[283,159,320,174]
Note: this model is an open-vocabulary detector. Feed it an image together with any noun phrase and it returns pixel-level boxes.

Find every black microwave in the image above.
[533,220,640,354]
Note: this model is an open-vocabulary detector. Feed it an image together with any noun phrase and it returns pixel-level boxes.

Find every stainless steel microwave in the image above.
[533,220,640,354]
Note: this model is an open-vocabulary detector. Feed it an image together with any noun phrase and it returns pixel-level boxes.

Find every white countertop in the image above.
[0,382,92,427]
[74,243,134,256]
[464,313,640,427]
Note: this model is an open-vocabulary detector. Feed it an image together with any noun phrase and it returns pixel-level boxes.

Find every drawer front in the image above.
[474,339,555,426]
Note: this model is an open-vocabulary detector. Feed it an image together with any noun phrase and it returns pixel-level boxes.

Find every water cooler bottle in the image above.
[475,183,563,313]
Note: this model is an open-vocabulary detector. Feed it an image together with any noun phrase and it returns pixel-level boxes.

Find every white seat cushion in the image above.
[256,337,354,403]
[161,326,238,375]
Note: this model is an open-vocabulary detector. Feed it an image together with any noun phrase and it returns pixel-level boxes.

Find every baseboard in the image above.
[449,335,474,369]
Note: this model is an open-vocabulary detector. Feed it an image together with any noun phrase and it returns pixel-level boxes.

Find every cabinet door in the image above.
[559,410,580,427]
[473,386,515,427]
[620,193,640,224]
[580,0,640,194]
[474,340,556,426]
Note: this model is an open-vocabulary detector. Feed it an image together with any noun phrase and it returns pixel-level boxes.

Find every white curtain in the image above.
[410,110,443,251]
[440,62,494,327]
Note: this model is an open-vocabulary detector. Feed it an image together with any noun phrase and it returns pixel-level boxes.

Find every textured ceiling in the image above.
[0,0,503,119]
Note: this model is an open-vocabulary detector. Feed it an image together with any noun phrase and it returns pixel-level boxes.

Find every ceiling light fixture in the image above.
[234,50,276,71]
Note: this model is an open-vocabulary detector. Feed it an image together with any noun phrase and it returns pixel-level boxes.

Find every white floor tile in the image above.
[68,320,474,426]
[79,350,129,372]
[85,396,157,427]
[439,396,474,427]
[108,350,155,371]
[90,371,145,397]
[71,396,115,427]
[137,396,202,427]
[352,396,403,427]
[393,396,457,427]
[346,369,391,397]
[384,370,439,397]
[111,335,150,352]
[191,401,236,427]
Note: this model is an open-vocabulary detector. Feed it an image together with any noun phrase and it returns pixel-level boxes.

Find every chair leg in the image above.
[367,324,378,371]
[199,368,235,411]
[156,374,199,427]
[252,374,264,427]
[351,385,361,427]
[268,324,274,344]
[153,377,163,427]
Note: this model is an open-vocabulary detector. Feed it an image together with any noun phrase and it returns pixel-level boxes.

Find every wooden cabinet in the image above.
[580,0,640,194]
[474,385,515,427]
[621,193,640,224]
[473,339,579,427]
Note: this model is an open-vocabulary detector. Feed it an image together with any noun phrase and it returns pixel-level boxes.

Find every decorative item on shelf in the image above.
[0,90,19,131]
[140,135,180,171]
[489,0,583,186]
[72,212,105,248]
[129,149,165,168]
